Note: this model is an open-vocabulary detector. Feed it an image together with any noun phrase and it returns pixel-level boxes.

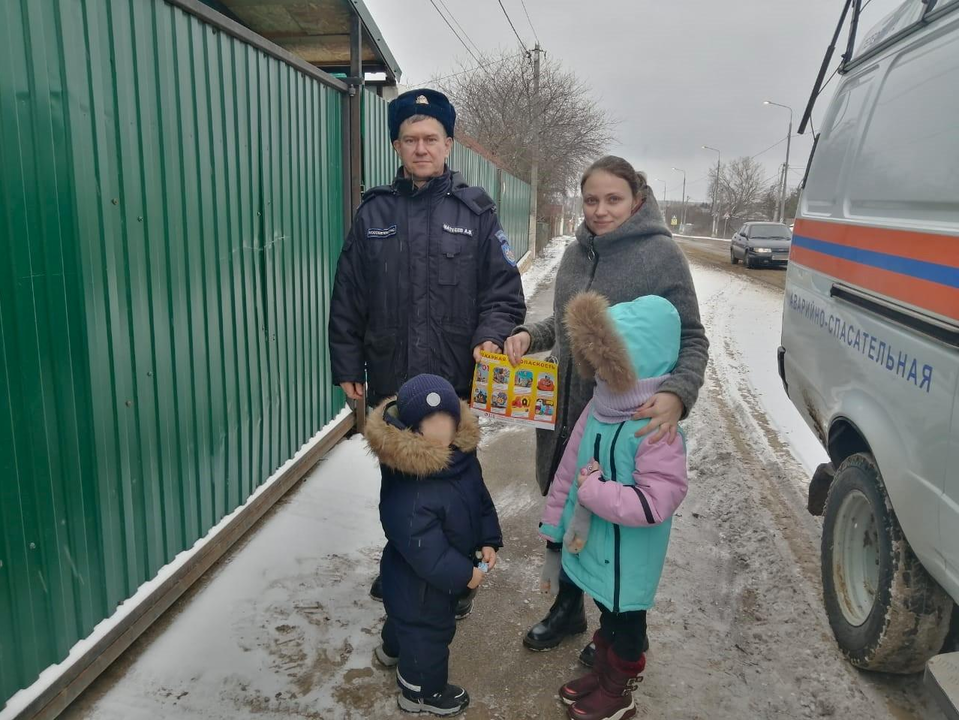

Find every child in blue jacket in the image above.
[364,374,502,717]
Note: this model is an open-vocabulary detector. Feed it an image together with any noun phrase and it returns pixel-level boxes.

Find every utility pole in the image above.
[702,146,721,237]
[655,178,668,217]
[764,100,794,224]
[528,44,543,256]
[672,167,687,229]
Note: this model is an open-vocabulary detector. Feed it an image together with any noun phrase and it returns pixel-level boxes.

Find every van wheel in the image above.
[730,250,739,265]
[744,253,753,269]
[821,453,952,673]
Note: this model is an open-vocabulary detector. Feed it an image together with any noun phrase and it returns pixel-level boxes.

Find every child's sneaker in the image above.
[374,644,399,667]
[398,684,470,716]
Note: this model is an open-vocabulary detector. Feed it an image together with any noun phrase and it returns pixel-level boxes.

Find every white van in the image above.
[778,0,958,685]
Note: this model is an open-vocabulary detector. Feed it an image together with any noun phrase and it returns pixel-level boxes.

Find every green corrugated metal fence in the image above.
[360,92,531,261]
[0,0,344,706]
[362,90,396,190]
[500,171,532,262]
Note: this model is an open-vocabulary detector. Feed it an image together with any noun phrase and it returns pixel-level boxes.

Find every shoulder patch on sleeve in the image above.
[496,229,517,267]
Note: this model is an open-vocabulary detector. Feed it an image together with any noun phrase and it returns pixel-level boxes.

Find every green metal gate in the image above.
[0,0,345,706]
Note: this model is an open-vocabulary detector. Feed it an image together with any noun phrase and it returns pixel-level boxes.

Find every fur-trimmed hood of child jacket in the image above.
[365,399,502,595]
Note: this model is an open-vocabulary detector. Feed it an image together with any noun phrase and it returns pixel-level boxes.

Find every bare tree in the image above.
[708,156,767,219]
[433,50,616,210]
[759,181,802,221]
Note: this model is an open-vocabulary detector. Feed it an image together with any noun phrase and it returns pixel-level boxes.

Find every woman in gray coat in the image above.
[505,156,709,664]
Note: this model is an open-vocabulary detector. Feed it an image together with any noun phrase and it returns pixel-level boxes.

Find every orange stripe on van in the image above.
[794,219,959,268]
[791,245,959,321]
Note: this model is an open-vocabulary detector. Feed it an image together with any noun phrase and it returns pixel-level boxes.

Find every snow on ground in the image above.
[691,263,828,477]
[521,236,571,303]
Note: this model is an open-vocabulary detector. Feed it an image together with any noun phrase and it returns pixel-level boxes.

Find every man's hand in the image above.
[467,567,485,590]
[633,391,683,443]
[339,382,365,402]
[473,341,502,362]
[504,331,532,366]
[481,546,498,571]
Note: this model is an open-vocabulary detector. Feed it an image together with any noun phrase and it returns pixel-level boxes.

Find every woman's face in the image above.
[582,170,642,236]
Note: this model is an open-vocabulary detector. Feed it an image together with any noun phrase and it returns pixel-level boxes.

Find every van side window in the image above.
[847,32,959,226]
[803,71,875,216]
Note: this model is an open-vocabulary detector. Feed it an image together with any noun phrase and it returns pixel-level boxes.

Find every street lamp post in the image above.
[702,145,721,237]
[672,167,686,229]
[764,100,794,224]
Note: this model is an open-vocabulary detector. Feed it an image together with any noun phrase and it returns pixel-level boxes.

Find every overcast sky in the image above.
[363,0,905,204]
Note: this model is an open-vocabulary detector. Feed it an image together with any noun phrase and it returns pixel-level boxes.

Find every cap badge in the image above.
[426,392,441,407]
[416,95,429,105]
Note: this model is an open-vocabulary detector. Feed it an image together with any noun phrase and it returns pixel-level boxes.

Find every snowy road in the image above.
[60,242,932,719]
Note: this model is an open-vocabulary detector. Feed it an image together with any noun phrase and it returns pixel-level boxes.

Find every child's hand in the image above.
[467,567,485,590]
[481,546,498,571]
[578,460,600,487]
[564,502,592,554]
[540,547,561,593]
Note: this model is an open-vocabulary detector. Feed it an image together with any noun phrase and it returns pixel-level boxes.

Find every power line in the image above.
[751,135,788,160]
[496,0,530,55]
[427,0,493,77]
[518,0,541,45]
[430,52,527,85]
[436,0,484,57]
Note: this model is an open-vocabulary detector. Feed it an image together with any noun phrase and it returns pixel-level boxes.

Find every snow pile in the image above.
[691,265,827,476]
[59,434,394,720]
[521,235,572,303]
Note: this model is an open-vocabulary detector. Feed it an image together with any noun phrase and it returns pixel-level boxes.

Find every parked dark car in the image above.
[730,222,792,268]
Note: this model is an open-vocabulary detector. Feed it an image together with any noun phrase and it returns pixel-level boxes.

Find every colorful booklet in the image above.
[469,351,559,430]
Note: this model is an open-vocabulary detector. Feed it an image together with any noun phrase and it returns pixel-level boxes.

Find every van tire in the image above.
[821,453,953,674]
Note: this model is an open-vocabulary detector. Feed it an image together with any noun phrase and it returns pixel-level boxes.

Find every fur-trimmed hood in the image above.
[564,292,680,393]
[364,399,481,477]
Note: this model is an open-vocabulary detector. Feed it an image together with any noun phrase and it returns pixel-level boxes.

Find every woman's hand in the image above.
[481,546,498,571]
[504,331,531,366]
[633,391,684,443]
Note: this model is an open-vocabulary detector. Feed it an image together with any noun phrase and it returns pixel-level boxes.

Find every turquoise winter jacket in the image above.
[540,294,687,612]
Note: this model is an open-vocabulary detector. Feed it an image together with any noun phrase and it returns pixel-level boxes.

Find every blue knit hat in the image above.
[388,89,456,142]
[397,374,461,429]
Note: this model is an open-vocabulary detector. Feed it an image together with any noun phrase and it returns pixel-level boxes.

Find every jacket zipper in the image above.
[609,421,626,612]
[547,248,602,487]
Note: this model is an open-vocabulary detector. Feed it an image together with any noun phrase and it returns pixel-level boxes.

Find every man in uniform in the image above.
[329,88,526,617]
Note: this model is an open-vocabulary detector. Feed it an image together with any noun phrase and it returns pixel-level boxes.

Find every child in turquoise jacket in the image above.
[539,292,689,720]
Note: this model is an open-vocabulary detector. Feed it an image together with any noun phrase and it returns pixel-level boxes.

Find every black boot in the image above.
[579,634,649,668]
[398,684,470,716]
[370,573,384,602]
[523,582,588,651]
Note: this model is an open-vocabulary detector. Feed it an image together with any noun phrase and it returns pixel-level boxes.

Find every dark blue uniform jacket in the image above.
[329,167,526,404]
